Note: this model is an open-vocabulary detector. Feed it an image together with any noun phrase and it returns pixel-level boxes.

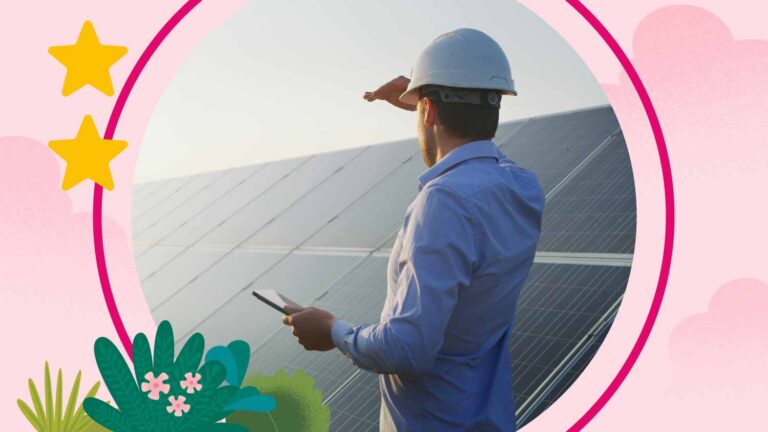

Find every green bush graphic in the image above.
[84,321,276,431]
[228,369,330,432]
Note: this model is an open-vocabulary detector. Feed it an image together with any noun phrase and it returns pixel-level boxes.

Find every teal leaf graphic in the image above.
[205,346,239,386]
[227,341,250,387]
[225,393,276,413]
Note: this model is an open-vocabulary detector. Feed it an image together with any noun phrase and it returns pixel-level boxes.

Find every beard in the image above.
[418,131,437,168]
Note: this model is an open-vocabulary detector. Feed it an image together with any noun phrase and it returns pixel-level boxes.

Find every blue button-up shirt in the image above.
[331,140,544,431]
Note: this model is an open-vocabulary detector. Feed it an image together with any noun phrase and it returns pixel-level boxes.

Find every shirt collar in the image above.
[418,140,499,190]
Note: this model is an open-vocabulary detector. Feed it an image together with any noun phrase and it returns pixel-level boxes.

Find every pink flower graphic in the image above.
[180,372,203,394]
[167,395,191,417]
[140,372,170,400]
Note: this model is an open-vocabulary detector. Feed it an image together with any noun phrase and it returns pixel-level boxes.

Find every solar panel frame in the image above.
[134,245,184,281]
[133,171,228,235]
[326,372,381,432]
[133,164,261,247]
[244,139,416,249]
[141,246,229,309]
[178,252,364,350]
[197,148,364,248]
[152,249,287,338]
[132,176,196,219]
[515,307,615,427]
[509,264,630,402]
[498,106,620,194]
[131,179,165,204]
[536,133,636,254]
[132,107,635,430]
[249,256,389,398]
[302,151,421,250]
[159,156,310,247]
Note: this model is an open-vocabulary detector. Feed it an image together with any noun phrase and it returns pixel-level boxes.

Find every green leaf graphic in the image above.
[93,337,147,431]
[174,333,205,381]
[153,320,175,374]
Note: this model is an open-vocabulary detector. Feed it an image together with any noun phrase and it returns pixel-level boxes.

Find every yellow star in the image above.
[48,21,127,96]
[49,115,128,190]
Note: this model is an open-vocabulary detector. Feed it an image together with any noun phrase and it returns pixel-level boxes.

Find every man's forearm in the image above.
[331,319,381,373]
[331,318,440,376]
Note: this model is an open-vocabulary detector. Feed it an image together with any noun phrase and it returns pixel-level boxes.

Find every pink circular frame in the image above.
[91,0,675,430]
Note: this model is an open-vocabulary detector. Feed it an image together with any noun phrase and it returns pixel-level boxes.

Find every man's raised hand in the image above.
[363,75,417,111]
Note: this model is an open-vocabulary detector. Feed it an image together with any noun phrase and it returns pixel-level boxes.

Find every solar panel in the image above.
[159,157,308,247]
[141,247,228,308]
[132,106,635,429]
[180,252,363,351]
[132,170,227,235]
[315,263,629,431]
[133,165,259,247]
[493,118,528,144]
[245,140,415,249]
[515,310,613,427]
[302,151,422,250]
[380,231,398,250]
[326,372,380,432]
[132,176,195,219]
[535,133,636,254]
[134,245,184,280]
[498,106,619,193]
[152,249,286,338]
[131,181,151,196]
[249,256,388,398]
[509,263,629,402]
[133,245,149,257]
[198,148,364,248]
[329,410,379,432]
[131,179,164,204]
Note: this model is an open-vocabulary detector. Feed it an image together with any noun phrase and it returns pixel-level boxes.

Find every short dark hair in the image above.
[419,87,500,140]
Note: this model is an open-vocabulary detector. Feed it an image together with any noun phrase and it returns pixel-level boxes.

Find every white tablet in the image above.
[252,289,303,314]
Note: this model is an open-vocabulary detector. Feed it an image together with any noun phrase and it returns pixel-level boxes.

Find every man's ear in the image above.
[423,97,438,127]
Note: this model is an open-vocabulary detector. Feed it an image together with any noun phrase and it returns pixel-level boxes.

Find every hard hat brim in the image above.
[399,86,517,106]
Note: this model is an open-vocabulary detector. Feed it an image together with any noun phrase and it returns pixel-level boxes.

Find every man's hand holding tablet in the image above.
[252,289,337,352]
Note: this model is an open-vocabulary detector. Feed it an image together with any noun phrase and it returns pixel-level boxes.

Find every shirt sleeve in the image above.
[332,185,478,375]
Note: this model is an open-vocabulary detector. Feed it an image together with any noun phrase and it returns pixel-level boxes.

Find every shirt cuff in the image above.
[331,319,355,355]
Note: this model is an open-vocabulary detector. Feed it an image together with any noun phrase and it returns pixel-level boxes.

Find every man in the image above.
[282,28,544,431]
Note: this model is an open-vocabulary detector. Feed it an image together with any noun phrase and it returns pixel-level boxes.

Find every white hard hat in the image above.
[400,28,517,105]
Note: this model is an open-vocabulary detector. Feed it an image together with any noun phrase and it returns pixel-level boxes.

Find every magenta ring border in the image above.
[90,1,675,430]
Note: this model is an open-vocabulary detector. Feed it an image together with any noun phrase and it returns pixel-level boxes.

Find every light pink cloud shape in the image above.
[0,136,153,429]
[603,5,768,163]
[669,278,768,386]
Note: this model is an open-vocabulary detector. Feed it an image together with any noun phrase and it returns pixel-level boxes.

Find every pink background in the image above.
[1,1,766,430]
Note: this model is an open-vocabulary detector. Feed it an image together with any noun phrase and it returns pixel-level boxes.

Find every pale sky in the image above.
[136,0,607,182]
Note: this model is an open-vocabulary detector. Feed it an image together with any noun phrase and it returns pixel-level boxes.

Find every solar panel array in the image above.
[132,105,635,429]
